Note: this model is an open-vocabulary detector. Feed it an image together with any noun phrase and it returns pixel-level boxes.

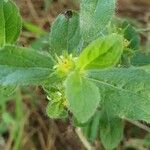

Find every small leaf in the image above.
[77,34,123,70]
[0,46,53,85]
[0,86,16,97]
[49,11,82,55]
[82,111,101,142]
[65,71,100,123]
[99,111,124,150]
[122,20,140,50]
[0,86,16,104]
[87,67,150,122]
[46,101,67,119]
[80,0,116,42]
[0,0,22,46]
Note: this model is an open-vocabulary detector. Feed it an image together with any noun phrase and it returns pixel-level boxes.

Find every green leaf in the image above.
[0,45,53,85]
[0,86,15,97]
[65,71,100,123]
[49,11,82,55]
[0,0,22,47]
[86,67,150,122]
[122,21,140,50]
[77,34,123,70]
[80,0,116,43]
[131,51,150,66]
[46,101,67,119]
[99,112,124,150]
[82,111,101,142]
[0,86,16,104]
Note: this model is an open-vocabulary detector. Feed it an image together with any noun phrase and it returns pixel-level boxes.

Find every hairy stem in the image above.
[75,128,95,150]
[125,118,150,133]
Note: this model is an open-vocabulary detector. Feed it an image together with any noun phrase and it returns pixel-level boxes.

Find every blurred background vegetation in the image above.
[0,0,150,150]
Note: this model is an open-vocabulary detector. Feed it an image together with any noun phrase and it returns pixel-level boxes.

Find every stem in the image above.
[124,138,148,150]
[75,128,95,150]
[136,27,150,32]
[125,118,150,133]
[13,88,24,150]
[13,121,24,150]
[15,88,23,121]
[1,97,6,112]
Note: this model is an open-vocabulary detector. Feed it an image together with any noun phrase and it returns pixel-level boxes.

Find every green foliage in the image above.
[0,0,21,47]
[131,51,150,66]
[0,86,15,99]
[46,101,67,119]
[0,0,22,108]
[65,71,100,123]
[46,89,68,119]
[99,112,124,150]
[0,0,150,149]
[82,111,101,142]
[77,34,123,70]
[31,33,50,51]
[0,46,53,85]
[141,65,150,73]
[82,110,124,149]
[80,0,116,43]
[121,20,140,50]
[87,68,150,122]
[49,11,81,55]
